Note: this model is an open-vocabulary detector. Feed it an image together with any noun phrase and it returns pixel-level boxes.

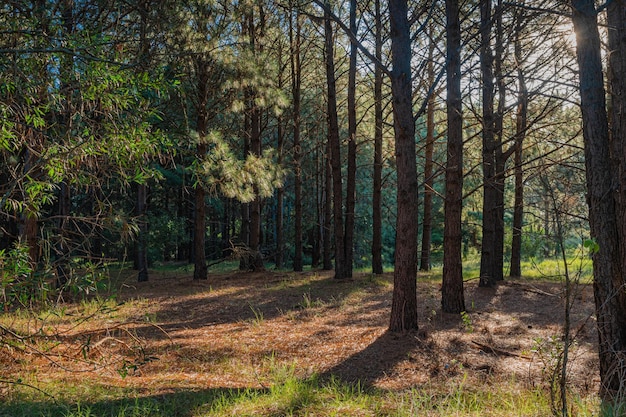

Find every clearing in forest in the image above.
[0,268,599,415]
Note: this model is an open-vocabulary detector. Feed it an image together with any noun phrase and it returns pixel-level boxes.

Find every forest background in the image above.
[2,0,626,414]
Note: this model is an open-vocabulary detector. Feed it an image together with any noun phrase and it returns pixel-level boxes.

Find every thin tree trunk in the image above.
[135,0,150,282]
[193,62,209,281]
[247,10,265,272]
[509,13,528,278]
[290,1,303,272]
[275,115,284,269]
[420,23,436,272]
[239,94,251,270]
[193,145,207,280]
[249,105,264,271]
[323,137,333,270]
[55,0,75,286]
[136,183,149,282]
[371,0,384,275]
[325,3,346,279]
[493,0,505,282]
[313,144,322,268]
[442,0,465,314]
[343,0,358,279]
[388,0,419,332]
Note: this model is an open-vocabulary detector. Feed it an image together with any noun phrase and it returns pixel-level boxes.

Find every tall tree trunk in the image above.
[290,1,303,272]
[343,0,358,279]
[275,111,284,269]
[313,144,322,268]
[247,10,265,271]
[479,0,498,287]
[136,184,149,282]
[371,0,384,275]
[442,0,465,314]
[604,0,626,404]
[420,22,436,272]
[193,62,209,281]
[21,0,50,266]
[492,0,506,282]
[388,0,419,332]
[572,0,626,403]
[324,3,346,279]
[249,104,264,271]
[323,138,333,270]
[239,93,251,270]
[55,0,75,286]
[509,13,528,278]
[134,0,150,282]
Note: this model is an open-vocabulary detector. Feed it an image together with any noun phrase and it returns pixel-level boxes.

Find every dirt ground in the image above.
[4,269,600,397]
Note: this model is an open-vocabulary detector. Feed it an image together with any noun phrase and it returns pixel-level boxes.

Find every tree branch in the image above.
[310,0,392,78]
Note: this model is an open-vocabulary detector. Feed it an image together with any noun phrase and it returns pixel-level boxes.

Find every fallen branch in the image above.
[471,340,532,360]
[0,378,58,402]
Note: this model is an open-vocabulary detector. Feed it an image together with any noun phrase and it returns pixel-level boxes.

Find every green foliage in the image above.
[147,215,188,263]
[0,241,36,310]
[583,238,599,255]
[460,311,473,333]
[197,131,285,203]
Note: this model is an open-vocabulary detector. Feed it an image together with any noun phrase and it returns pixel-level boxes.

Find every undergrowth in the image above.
[0,370,600,417]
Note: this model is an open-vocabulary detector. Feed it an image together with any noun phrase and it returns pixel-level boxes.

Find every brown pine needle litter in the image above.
[1,269,600,398]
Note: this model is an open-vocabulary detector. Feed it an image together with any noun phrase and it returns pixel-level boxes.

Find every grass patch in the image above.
[458,255,593,283]
[0,373,601,417]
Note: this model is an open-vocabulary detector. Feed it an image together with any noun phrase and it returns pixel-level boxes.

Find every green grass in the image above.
[459,254,593,283]
[0,371,601,417]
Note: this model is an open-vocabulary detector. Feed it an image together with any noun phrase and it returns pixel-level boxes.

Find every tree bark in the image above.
[344,0,358,279]
[290,1,303,272]
[324,3,346,279]
[247,10,265,272]
[492,0,506,283]
[388,0,419,332]
[479,0,498,287]
[371,0,384,275]
[275,44,285,270]
[442,0,465,314]
[420,21,436,272]
[136,183,149,282]
[509,13,528,278]
[193,61,209,281]
[323,137,333,270]
[573,0,626,403]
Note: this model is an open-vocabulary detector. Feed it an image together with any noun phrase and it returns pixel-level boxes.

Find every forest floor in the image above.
[1,267,600,414]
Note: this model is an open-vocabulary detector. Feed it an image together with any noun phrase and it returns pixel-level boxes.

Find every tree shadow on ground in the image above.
[319,329,440,388]
[0,386,264,417]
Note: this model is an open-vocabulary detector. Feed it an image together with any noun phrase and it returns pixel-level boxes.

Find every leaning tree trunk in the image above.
[573,0,626,403]
[388,0,419,332]
[442,0,465,314]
